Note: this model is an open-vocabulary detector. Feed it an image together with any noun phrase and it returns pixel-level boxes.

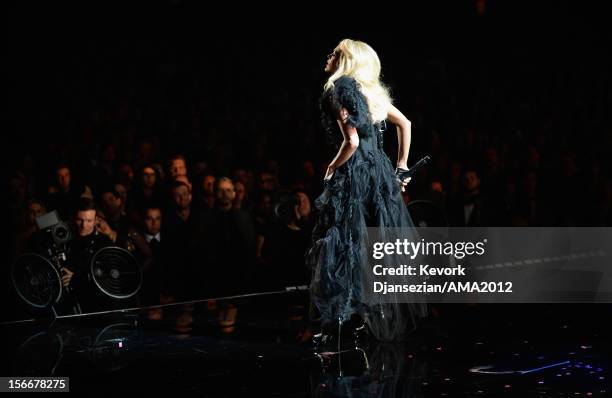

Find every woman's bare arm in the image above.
[325,108,360,178]
[386,104,412,169]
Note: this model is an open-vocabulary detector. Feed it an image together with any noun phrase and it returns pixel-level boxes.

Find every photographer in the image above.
[62,198,113,311]
[21,198,112,314]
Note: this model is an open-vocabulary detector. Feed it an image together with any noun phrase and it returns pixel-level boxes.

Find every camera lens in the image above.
[55,226,68,239]
[52,222,72,244]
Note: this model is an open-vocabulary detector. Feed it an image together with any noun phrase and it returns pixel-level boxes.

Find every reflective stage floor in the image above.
[1,290,609,396]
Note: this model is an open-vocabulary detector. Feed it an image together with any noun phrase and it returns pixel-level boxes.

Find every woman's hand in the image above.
[395,167,412,192]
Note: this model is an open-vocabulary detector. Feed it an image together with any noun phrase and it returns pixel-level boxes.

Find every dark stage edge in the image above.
[0,290,609,396]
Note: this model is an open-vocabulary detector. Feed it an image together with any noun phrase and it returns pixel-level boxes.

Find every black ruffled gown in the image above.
[305,76,427,341]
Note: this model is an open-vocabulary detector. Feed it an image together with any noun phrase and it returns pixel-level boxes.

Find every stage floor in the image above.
[1,290,609,396]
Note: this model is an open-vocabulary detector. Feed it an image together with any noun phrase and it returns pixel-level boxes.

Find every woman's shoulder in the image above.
[332,75,360,94]
[320,75,358,97]
[324,75,365,104]
[321,75,372,132]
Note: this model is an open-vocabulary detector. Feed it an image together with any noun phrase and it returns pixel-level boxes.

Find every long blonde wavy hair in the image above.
[324,39,393,123]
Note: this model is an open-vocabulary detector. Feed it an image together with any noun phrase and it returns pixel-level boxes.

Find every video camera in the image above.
[35,210,73,257]
[10,209,74,313]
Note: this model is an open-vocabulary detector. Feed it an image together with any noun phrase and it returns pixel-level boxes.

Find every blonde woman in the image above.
[306,39,427,346]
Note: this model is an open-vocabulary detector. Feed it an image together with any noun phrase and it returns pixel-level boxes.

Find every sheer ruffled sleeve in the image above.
[320,76,373,147]
[329,76,372,131]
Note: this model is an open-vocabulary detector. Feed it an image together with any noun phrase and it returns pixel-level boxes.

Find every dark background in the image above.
[6,2,611,174]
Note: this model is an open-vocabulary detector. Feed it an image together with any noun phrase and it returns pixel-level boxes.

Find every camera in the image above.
[35,210,73,250]
[11,210,75,312]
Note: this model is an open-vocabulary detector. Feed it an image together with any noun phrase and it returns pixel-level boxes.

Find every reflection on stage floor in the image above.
[1,290,609,396]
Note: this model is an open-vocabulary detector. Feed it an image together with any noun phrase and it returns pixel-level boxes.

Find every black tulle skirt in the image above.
[305,140,427,341]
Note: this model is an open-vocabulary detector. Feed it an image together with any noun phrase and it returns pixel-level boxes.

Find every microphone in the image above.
[396,155,431,182]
